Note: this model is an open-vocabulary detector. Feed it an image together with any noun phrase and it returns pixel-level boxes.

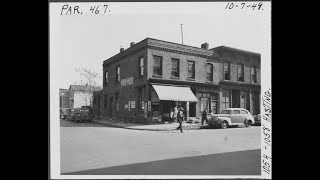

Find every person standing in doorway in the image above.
[202,108,208,125]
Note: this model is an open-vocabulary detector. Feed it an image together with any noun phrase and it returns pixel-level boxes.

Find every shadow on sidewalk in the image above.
[62,149,261,175]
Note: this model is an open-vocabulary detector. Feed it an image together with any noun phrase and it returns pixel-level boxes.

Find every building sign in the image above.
[121,77,134,87]
[131,101,135,108]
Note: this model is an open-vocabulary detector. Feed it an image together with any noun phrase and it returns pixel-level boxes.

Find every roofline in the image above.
[211,46,260,56]
[103,37,218,66]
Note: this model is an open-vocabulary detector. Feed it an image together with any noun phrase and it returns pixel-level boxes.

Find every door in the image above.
[231,110,242,123]
[211,101,217,114]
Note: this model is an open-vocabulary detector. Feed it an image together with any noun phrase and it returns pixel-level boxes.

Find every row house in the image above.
[96,38,260,124]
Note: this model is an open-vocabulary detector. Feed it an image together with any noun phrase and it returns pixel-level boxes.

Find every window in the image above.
[171,58,180,77]
[240,110,248,114]
[187,61,195,79]
[251,66,257,83]
[105,71,109,84]
[116,66,120,83]
[222,90,230,110]
[115,93,119,111]
[153,56,162,76]
[139,57,144,76]
[224,61,230,80]
[233,110,240,114]
[206,63,213,81]
[238,64,244,82]
[221,110,231,114]
[104,95,107,108]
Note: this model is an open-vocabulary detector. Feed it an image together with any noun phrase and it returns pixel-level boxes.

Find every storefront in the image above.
[150,84,198,123]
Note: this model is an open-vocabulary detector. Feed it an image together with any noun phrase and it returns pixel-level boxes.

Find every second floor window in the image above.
[116,66,120,83]
[224,61,230,80]
[105,71,108,85]
[139,57,144,76]
[187,61,195,79]
[251,66,257,83]
[171,58,179,77]
[153,56,162,76]
[238,64,244,82]
[206,63,213,81]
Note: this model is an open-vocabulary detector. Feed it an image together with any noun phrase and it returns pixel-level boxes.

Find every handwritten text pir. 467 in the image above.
[60,4,110,16]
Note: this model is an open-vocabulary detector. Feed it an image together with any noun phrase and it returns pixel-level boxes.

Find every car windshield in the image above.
[221,110,231,114]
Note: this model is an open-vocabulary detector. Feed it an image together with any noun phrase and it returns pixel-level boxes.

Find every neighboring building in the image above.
[59,88,69,108]
[100,38,261,124]
[68,85,102,108]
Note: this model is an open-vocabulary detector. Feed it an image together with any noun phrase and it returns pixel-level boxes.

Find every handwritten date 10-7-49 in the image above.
[225,2,263,10]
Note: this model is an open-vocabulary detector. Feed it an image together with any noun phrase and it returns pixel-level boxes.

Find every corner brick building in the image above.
[94,38,260,124]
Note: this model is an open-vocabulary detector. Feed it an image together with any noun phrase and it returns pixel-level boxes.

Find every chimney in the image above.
[120,47,124,52]
[201,42,209,50]
[130,42,135,47]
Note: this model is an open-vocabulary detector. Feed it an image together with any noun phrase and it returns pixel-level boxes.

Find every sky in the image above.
[50,2,271,90]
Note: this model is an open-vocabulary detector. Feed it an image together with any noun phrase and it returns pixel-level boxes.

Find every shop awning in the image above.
[152,85,198,102]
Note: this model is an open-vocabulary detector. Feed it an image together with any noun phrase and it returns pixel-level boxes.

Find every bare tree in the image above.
[74,67,102,107]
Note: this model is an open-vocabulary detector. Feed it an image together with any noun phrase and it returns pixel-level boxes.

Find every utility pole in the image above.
[180,24,184,45]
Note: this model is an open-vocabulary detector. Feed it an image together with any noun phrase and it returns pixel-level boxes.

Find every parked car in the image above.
[66,108,75,121]
[208,108,255,129]
[68,106,93,123]
[253,114,261,125]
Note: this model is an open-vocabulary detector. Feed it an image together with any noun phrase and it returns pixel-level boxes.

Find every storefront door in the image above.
[211,101,217,114]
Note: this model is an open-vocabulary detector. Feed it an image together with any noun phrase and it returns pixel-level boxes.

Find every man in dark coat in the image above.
[202,108,208,125]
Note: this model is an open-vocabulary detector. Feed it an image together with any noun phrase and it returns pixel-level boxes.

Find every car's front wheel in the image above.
[221,121,228,129]
[245,120,252,127]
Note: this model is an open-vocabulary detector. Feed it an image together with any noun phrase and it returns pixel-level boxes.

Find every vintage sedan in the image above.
[208,108,255,129]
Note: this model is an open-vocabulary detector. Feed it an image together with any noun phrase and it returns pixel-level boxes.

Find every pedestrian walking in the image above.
[173,105,178,123]
[202,108,208,125]
[176,107,184,133]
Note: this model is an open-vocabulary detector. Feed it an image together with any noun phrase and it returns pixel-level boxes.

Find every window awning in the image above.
[152,85,198,102]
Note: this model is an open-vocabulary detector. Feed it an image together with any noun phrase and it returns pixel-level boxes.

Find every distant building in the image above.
[99,38,261,124]
[68,85,102,108]
[59,88,69,108]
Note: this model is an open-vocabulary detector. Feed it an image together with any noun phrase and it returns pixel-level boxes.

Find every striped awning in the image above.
[152,85,198,102]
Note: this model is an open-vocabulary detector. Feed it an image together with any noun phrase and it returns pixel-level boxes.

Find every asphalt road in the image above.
[60,121,261,175]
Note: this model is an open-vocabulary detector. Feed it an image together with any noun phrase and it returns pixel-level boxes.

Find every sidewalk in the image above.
[92,118,206,131]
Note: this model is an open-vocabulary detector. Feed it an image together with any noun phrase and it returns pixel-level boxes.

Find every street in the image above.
[60,120,261,175]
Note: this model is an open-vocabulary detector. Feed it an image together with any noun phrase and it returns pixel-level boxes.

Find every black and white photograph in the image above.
[49,1,271,179]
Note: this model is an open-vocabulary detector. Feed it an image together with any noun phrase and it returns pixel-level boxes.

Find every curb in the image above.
[92,120,201,131]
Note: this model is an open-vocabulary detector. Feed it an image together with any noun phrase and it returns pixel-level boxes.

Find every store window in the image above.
[222,90,230,110]
[240,91,246,109]
[153,56,162,76]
